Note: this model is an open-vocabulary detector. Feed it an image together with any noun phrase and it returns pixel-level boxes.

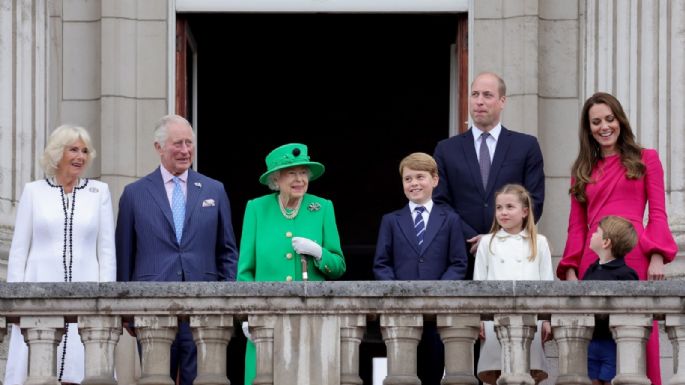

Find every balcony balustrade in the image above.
[0,281,683,385]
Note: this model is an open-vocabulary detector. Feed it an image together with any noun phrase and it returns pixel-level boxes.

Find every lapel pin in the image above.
[194,182,202,188]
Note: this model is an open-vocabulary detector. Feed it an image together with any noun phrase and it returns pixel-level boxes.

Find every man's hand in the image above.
[467,234,484,255]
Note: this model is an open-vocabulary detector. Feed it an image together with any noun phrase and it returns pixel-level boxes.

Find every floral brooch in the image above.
[307,202,321,212]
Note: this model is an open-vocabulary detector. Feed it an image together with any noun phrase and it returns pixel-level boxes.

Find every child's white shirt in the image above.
[473,229,554,281]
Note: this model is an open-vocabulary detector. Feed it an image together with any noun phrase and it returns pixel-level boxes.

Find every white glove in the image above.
[292,237,323,261]
[242,321,252,342]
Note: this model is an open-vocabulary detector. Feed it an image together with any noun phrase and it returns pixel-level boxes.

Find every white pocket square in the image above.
[202,199,215,207]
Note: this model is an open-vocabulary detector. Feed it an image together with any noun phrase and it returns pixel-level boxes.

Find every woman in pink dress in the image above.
[557,92,677,385]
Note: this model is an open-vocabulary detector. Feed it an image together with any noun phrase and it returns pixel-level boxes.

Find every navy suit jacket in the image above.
[373,203,468,280]
[433,127,545,239]
[116,167,238,282]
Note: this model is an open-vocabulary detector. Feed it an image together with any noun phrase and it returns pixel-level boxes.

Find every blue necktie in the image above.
[172,176,185,243]
[414,206,426,247]
[479,132,492,188]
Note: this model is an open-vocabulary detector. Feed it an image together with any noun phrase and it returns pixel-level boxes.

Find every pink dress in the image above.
[557,149,678,385]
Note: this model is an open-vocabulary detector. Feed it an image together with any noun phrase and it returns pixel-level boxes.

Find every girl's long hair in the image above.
[489,184,538,261]
[570,92,645,203]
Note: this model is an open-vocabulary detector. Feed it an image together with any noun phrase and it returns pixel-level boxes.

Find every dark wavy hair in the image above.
[570,92,645,203]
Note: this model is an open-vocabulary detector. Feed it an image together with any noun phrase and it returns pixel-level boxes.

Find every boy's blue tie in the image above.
[414,206,426,247]
[172,176,185,243]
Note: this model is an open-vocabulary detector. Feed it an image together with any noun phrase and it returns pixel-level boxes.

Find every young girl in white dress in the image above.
[473,184,554,385]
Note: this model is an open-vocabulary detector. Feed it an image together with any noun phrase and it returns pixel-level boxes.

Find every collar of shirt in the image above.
[472,124,501,161]
[160,165,189,206]
[494,228,529,240]
[408,200,433,215]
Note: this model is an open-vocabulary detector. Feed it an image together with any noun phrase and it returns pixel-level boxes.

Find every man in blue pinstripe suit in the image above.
[115,114,239,385]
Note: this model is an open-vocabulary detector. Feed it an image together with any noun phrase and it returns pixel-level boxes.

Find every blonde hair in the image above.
[40,124,96,177]
[598,215,638,259]
[399,152,438,177]
[489,184,538,261]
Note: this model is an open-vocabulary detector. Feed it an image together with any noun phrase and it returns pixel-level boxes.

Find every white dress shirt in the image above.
[408,199,433,228]
[472,123,502,162]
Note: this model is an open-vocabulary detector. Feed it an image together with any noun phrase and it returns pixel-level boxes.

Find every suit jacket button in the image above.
[484,203,488,207]
[177,271,182,276]
[286,231,293,238]
[419,258,425,263]
[286,275,293,281]
[286,252,293,259]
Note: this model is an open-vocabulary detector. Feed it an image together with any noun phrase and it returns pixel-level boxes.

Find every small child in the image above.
[473,184,553,385]
[374,152,468,385]
[583,215,639,385]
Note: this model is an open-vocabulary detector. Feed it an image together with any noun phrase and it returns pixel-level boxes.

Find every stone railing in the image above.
[1,281,684,385]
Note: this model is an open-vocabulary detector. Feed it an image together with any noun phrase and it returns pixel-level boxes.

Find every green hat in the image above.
[259,143,325,185]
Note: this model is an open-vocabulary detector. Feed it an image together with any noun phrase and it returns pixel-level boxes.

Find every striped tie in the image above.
[414,206,426,247]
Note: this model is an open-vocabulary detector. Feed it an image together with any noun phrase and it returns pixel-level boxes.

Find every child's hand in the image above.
[541,320,553,343]
[648,254,665,280]
[479,321,485,340]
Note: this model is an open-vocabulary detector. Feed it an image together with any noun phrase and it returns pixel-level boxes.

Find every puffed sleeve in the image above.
[473,234,491,281]
[537,235,554,281]
[237,199,257,282]
[556,178,588,279]
[97,183,117,282]
[313,198,346,279]
[639,149,677,262]
[7,183,34,282]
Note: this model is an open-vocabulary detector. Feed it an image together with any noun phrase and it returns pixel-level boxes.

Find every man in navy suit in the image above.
[433,72,545,278]
[374,152,468,385]
[116,114,239,385]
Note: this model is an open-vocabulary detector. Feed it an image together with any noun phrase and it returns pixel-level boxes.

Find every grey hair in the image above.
[40,124,96,177]
[266,167,313,191]
[154,114,195,146]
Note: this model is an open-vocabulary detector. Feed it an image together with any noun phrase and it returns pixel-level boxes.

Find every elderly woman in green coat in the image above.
[237,143,346,385]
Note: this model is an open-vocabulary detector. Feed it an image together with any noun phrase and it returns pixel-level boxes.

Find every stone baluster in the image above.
[493,314,537,385]
[21,316,65,385]
[250,315,278,385]
[135,315,179,385]
[666,315,685,385]
[78,316,122,385]
[551,314,594,385]
[0,317,5,385]
[190,315,234,385]
[437,314,480,385]
[340,315,366,385]
[380,314,423,385]
[610,314,651,385]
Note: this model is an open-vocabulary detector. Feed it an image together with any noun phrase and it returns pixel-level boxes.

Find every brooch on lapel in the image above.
[194,182,202,188]
[202,199,215,207]
[88,187,99,193]
[307,202,321,212]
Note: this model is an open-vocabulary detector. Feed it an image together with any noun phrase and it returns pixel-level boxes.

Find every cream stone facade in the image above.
[0,0,684,383]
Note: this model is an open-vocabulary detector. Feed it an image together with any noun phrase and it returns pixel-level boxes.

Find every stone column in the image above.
[20,316,65,385]
[551,314,594,385]
[493,314,537,385]
[135,315,178,385]
[190,315,233,385]
[666,315,685,385]
[340,315,366,385]
[78,316,122,385]
[610,314,652,385]
[380,314,423,385]
[0,317,5,385]
[437,314,480,385]
[250,315,277,385]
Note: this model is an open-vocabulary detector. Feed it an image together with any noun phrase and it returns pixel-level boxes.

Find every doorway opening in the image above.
[185,13,464,281]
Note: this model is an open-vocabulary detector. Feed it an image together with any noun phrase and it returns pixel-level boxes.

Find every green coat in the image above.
[237,193,346,384]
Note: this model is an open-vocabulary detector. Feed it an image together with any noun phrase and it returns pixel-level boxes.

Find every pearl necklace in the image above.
[278,195,302,220]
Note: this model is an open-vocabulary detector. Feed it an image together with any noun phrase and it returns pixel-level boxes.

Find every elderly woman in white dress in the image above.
[5,124,116,385]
